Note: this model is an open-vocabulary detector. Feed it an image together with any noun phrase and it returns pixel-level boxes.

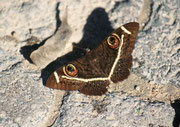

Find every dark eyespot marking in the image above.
[63,64,78,77]
[107,34,121,49]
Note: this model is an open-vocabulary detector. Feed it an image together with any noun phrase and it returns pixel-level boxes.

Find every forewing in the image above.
[110,22,139,83]
[45,22,139,95]
[45,27,120,92]
[46,68,110,95]
[79,80,110,95]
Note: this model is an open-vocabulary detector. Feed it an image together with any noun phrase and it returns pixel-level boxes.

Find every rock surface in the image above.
[0,0,179,127]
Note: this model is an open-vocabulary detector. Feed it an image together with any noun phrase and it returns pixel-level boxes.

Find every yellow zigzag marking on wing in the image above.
[121,26,131,34]
[54,72,60,83]
[61,34,125,82]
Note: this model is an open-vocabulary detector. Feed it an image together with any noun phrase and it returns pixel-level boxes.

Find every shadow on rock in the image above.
[41,7,114,85]
[171,99,180,127]
[20,2,61,64]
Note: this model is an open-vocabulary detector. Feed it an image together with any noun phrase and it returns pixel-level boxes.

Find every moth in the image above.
[46,22,139,95]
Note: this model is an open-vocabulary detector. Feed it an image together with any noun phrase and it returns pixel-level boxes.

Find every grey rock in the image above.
[30,9,72,68]
[0,0,179,127]
[0,49,54,126]
[53,93,174,127]
[133,0,180,87]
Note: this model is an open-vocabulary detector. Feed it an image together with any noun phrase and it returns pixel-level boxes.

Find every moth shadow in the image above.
[20,2,61,63]
[171,99,180,127]
[41,7,114,85]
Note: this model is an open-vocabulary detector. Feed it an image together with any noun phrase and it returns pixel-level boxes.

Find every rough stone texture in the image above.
[132,0,180,86]
[53,93,174,127]
[30,12,72,69]
[138,0,152,30]
[0,37,54,127]
[0,0,180,127]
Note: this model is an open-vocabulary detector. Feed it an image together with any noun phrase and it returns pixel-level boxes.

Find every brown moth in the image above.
[46,22,139,95]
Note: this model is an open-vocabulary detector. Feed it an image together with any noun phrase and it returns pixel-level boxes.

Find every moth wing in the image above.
[79,80,110,95]
[46,70,84,90]
[110,22,139,83]
[45,27,120,92]
[46,22,139,95]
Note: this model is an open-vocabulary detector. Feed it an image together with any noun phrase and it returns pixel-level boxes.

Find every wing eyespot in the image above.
[107,34,121,49]
[63,64,78,77]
